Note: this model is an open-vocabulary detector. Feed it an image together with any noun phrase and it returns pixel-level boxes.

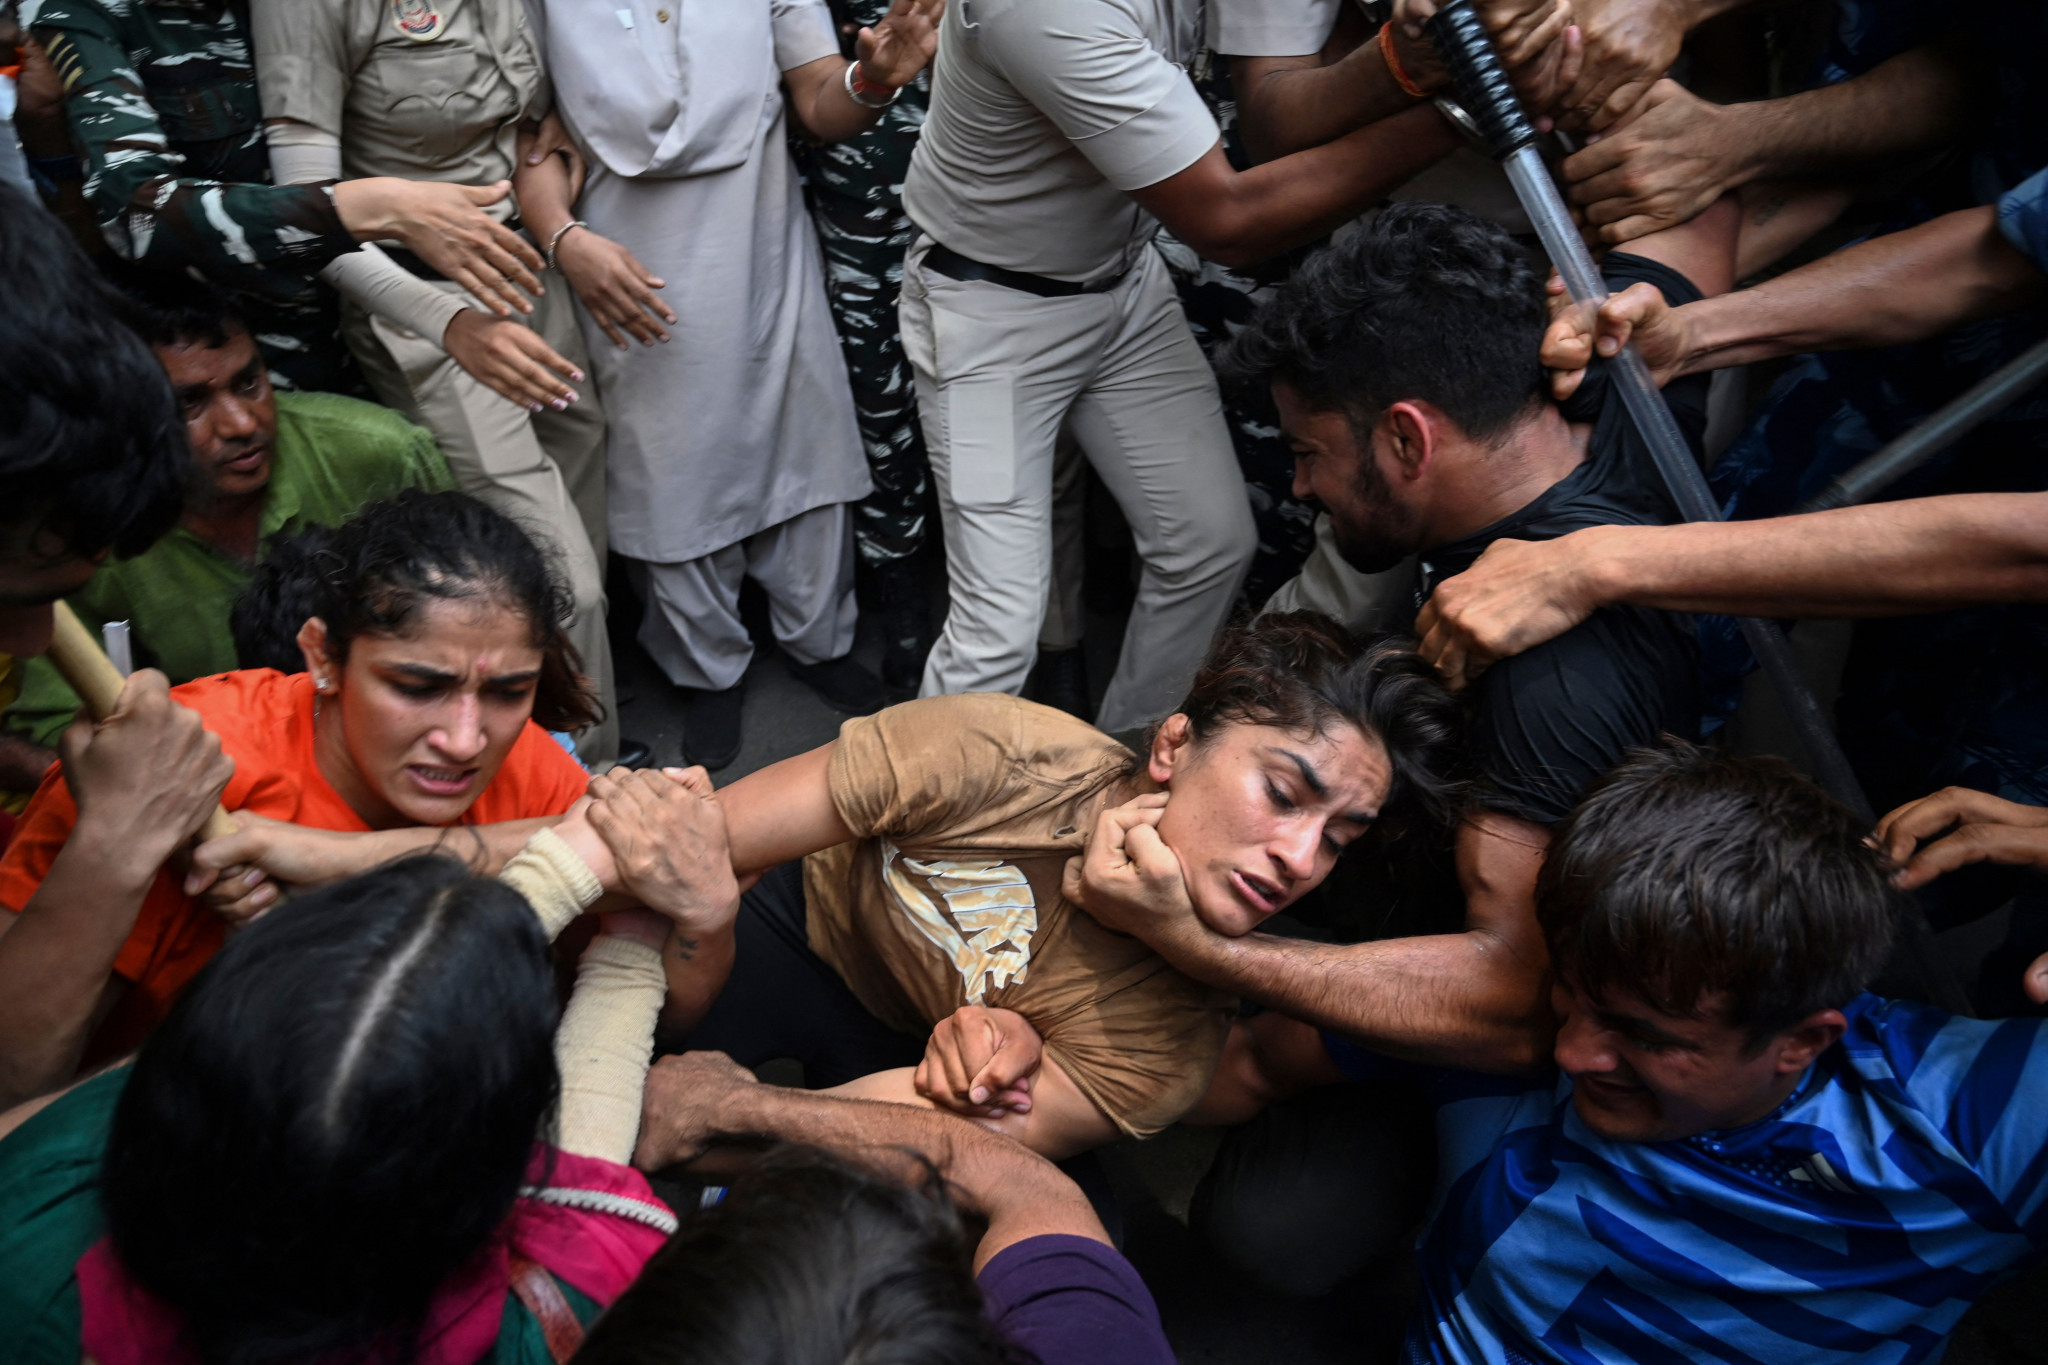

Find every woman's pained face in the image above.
[304,595,545,829]
[1148,716,1392,938]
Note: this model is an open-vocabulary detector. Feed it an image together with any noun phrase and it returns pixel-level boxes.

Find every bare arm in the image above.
[781,0,937,144]
[635,1052,1110,1271]
[184,813,571,922]
[1129,109,1461,269]
[1563,42,1972,245]
[1540,205,2046,393]
[0,675,232,1110]
[1065,801,1554,1073]
[515,119,676,351]
[714,743,855,878]
[1415,494,2048,687]
[829,1055,1121,1161]
[1227,4,1419,164]
[1232,0,1569,162]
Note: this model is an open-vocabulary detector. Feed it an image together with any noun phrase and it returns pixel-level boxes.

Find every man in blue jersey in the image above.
[1076,742,2048,1361]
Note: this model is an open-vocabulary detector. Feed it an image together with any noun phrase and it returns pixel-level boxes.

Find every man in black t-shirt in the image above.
[1068,199,1741,1293]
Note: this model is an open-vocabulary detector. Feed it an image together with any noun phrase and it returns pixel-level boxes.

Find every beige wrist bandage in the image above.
[553,934,667,1163]
[498,825,605,941]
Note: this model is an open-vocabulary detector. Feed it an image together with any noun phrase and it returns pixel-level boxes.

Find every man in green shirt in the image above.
[2,271,453,762]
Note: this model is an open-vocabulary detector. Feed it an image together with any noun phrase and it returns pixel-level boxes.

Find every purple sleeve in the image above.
[977,1234,1175,1365]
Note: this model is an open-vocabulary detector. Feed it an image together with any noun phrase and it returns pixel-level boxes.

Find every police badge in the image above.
[392,0,446,41]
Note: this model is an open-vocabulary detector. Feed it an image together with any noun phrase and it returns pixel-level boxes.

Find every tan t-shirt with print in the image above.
[804,693,1234,1138]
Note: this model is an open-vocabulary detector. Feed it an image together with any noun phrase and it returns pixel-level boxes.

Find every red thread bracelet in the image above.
[1379,21,1429,101]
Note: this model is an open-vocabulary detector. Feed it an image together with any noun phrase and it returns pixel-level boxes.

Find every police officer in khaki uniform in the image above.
[250,0,625,767]
[898,0,1560,733]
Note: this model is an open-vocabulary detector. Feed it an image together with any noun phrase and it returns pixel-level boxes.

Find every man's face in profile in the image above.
[1273,381,1424,575]
[158,328,278,505]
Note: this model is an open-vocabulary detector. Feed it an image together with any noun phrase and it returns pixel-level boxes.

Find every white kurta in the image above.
[532,0,870,564]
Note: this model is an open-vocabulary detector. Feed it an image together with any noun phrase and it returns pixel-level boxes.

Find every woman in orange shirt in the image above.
[0,490,598,1102]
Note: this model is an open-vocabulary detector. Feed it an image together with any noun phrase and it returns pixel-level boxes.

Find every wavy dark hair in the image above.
[1217,201,1548,444]
[1163,611,1469,839]
[1539,741,1903,1045]
[0,180,186,561]
[101,855,561,1365]
[574,1145,1023,1365]
[250,490,600,731]
[230,522,336,672]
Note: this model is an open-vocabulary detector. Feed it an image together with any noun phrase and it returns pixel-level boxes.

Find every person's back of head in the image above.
[103,261,249,352]
[1540,742,1902,1042]
[572,1147,1020,1365]
[0,183,186,610]
[101,855,561,1365]
[1218,202,1549,445]
[230,523,337,672]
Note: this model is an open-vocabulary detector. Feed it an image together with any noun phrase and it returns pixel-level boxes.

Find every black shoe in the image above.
[612,738,654,770]
[787,652,887,715]
[1031,646,1093,722]
[679,684,745,770]
[872,557,935,698]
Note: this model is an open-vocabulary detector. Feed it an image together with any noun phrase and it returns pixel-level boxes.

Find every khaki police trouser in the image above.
[342,273,618,768]
[900,237,1256,734]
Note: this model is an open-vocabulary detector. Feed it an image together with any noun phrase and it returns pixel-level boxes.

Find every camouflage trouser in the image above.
[807,189,929,568]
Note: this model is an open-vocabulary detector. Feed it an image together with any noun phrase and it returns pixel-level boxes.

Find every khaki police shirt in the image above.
[250,0,545,187]
[1205,0,1343,56]
[804,694,1235,1138]
[901,0,1220,282]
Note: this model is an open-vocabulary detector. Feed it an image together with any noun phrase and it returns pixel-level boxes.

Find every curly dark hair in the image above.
[1170,610,1469,839]
[1540,741,1903,1044]
[243,490,600,732]
[1218,201,1549,443]
[0,181,186,561]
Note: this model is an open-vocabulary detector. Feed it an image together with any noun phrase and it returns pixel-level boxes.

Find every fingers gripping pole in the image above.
[1424,0,1971,1015]
[46,602,239,844]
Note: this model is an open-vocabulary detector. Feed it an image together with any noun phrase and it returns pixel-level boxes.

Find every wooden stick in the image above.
[46,602,239,844]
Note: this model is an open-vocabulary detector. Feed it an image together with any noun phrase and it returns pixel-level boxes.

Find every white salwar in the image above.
[531,0,870,689]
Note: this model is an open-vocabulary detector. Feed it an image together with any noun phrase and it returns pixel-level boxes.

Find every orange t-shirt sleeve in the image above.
[468,723,591,822]
[0,763,78,917]
[0,766,216,1009]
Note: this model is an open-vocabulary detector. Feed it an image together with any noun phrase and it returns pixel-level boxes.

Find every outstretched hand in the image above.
[916,1005,1043,1121]
[855,0,942,90]
[1873,789,2048,1003]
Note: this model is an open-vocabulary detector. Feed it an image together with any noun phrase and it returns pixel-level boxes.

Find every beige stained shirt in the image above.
[250,0,545,187]
[803,693,1235,1138]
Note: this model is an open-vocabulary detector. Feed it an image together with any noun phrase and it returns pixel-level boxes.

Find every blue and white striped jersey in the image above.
[1337,995,2048,1364]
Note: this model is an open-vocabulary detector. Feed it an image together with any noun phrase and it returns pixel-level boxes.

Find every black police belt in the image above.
[922,242,1129,299]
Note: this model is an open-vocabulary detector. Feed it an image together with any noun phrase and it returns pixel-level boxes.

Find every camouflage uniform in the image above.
[791,0,929,568]
[34,0,361,391]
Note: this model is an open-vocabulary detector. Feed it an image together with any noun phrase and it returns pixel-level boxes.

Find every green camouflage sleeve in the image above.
[36,6,358,288]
